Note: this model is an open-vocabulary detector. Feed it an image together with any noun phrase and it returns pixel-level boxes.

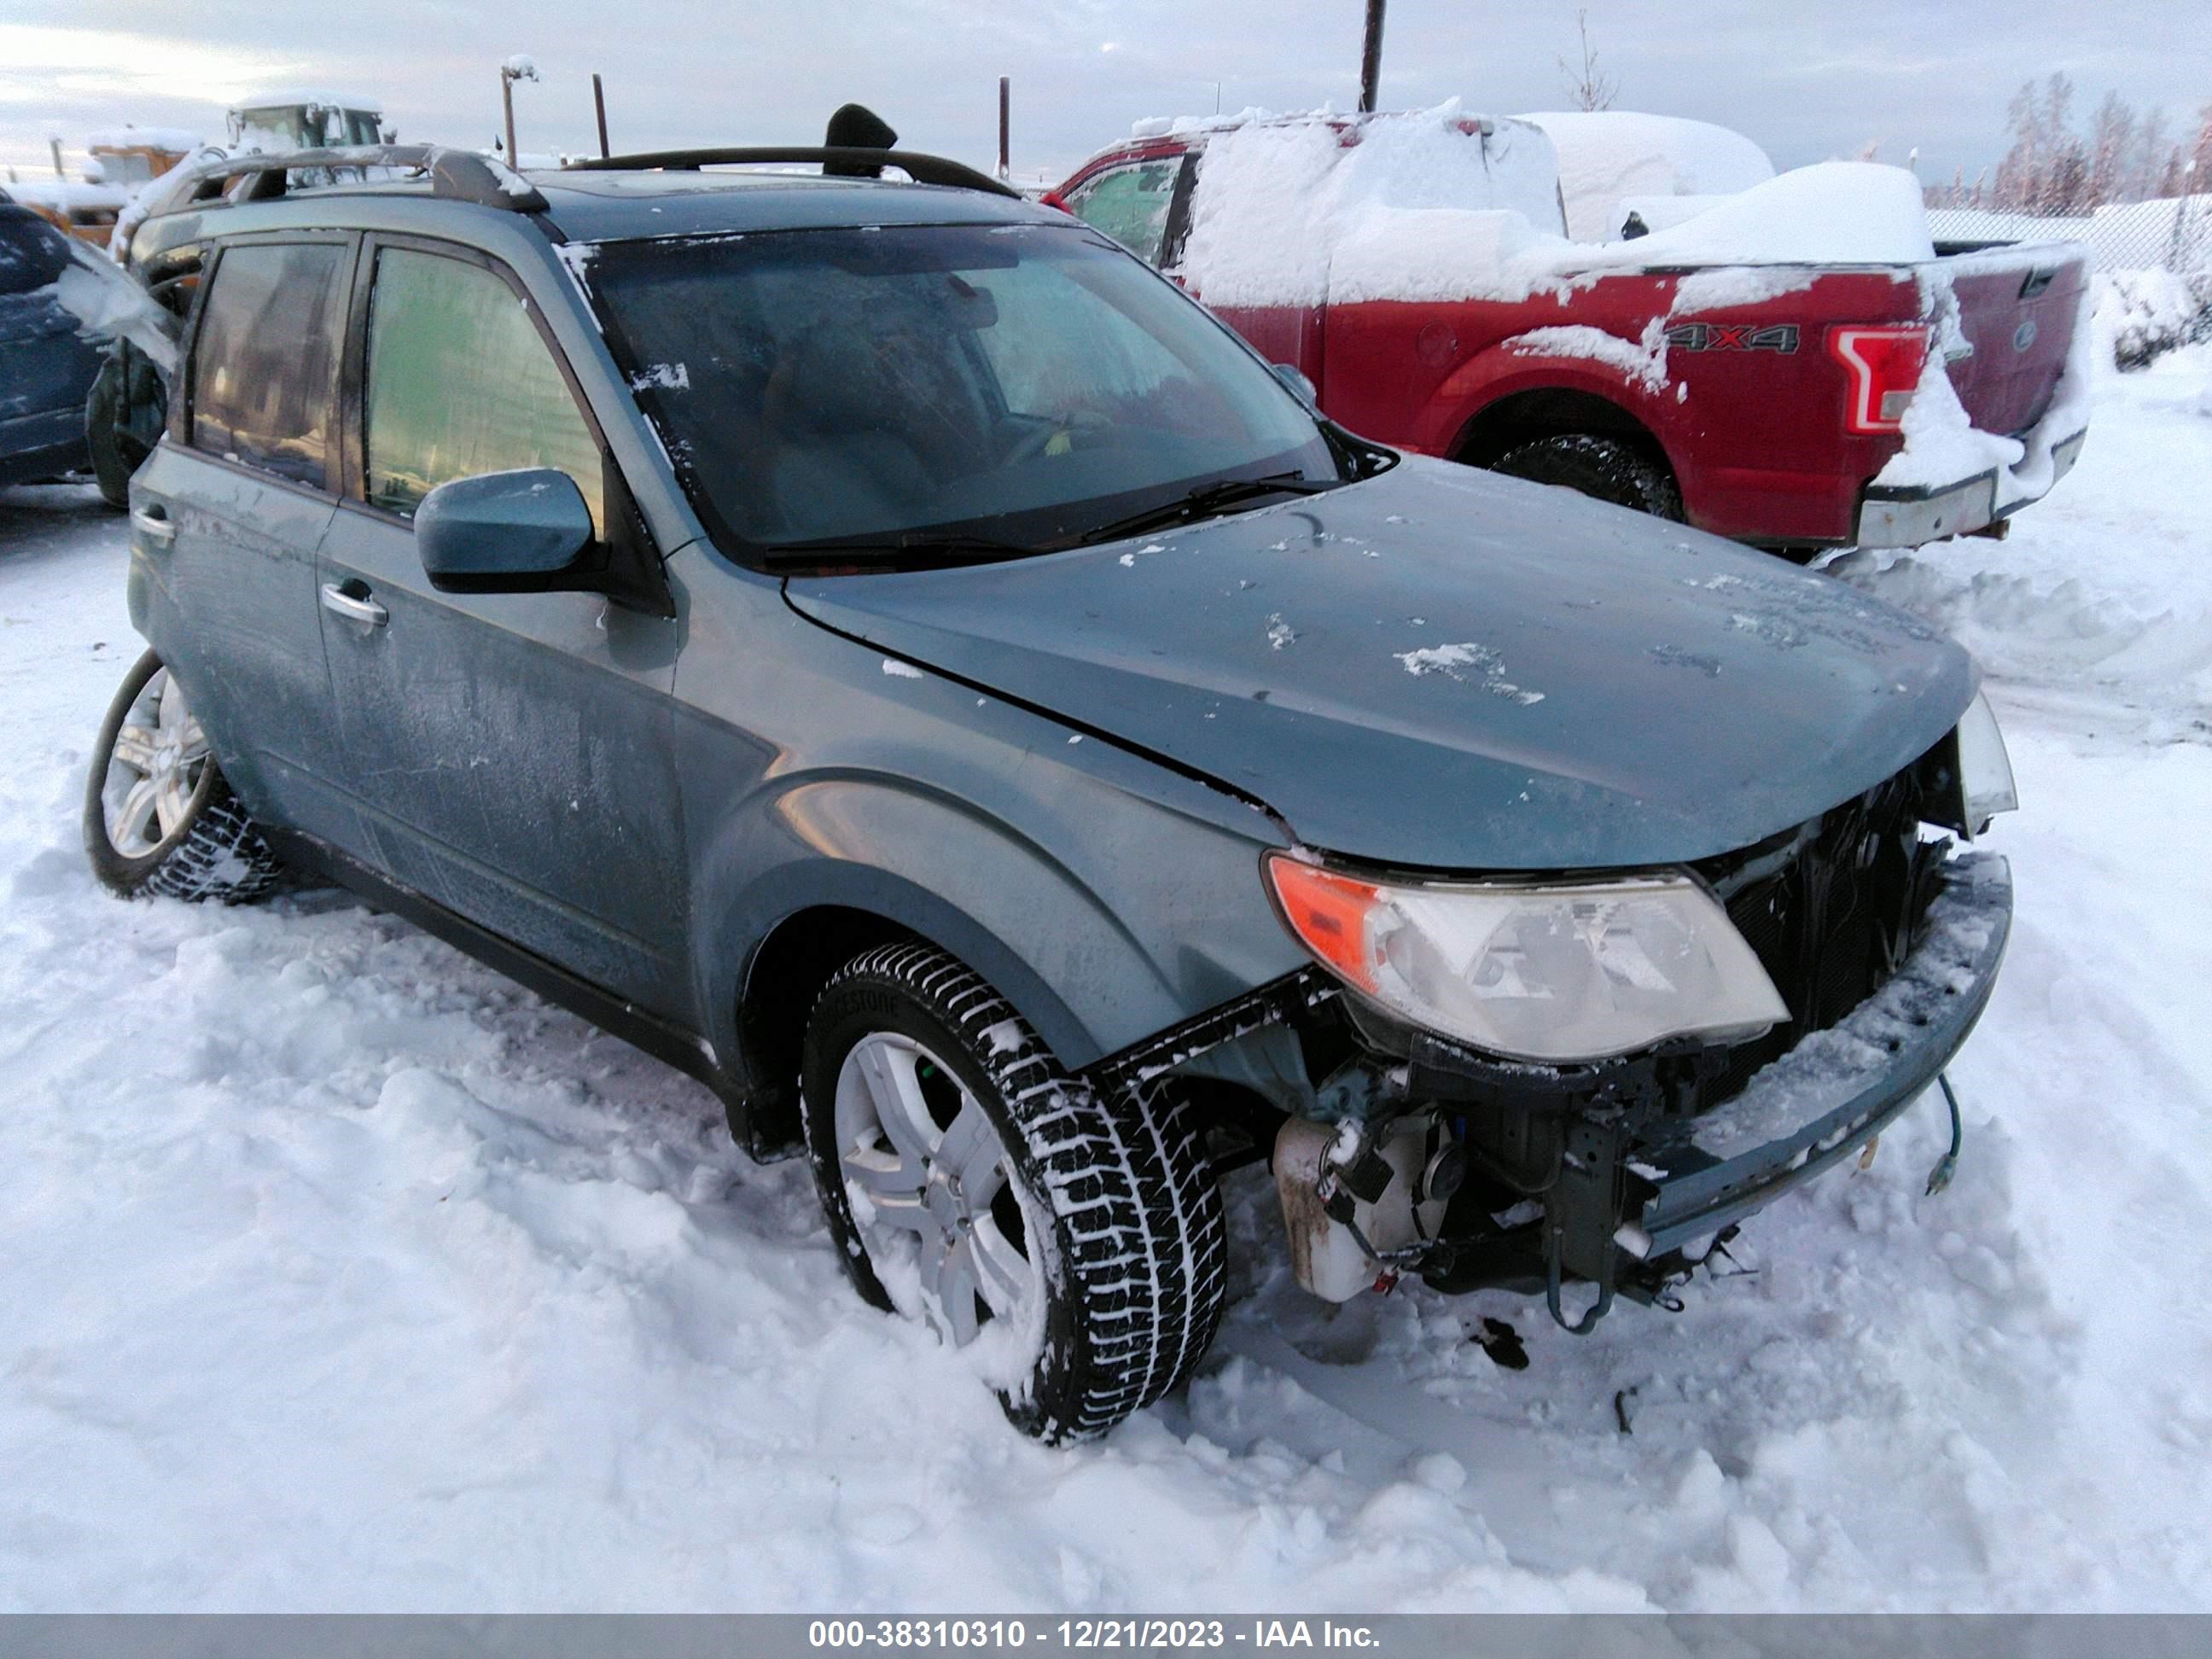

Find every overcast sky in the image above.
[5,1,2209,190]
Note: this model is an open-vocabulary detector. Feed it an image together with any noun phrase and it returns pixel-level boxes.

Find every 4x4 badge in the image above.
[1664,322,1800,353]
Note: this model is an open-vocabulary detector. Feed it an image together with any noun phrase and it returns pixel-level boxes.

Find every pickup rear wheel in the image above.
[800,941,1227,1443]
[1491,433,1684,521]
[82,649,283,903]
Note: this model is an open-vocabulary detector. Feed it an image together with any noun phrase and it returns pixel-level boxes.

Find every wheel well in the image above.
[1451,387,1673,476]
[736,905,917,1150]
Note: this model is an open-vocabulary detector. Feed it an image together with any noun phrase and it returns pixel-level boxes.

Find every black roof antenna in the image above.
[823,104,897,178]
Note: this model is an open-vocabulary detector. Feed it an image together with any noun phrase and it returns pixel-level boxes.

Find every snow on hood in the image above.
[1181,109,1937,312]
[787,458,1975,872]
[1520,110,1775,242]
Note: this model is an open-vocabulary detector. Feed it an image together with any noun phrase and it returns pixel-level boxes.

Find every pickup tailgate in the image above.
[1936,242,2088,437]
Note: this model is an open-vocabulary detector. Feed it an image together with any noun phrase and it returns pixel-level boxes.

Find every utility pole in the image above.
[592,73,610,160]
[998,76,1010,181]
[499,55,539,164]
[1359,0,1387,115]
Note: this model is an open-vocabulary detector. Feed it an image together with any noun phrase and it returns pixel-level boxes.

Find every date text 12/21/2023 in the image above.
[807,1621,1382,1649]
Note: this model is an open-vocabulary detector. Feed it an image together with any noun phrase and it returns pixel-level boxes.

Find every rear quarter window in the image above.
[189,241,348,489]
[1065,160,1186,266]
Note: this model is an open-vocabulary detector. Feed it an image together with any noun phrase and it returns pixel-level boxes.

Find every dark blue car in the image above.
[0,202,105,489]
[84,135,2018,1442]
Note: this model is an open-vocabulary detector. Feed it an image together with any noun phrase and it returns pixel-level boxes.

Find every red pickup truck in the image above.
[1055,109,2092,556]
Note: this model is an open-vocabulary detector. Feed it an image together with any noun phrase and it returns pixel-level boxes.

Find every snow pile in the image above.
[1182,107,1935,315]
[2093,267,2212,370]
[1592,163,1935,268]
[1504,321,1668,393]
[1877,263,2095,497]
[1519,111,1775,242]
[1833,341,2212,731]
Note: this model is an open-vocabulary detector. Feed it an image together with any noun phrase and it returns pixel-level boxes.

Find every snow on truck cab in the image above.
[1057,104,2093,556]
[88,114,2020,1441]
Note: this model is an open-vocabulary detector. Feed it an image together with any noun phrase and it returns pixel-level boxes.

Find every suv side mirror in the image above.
[416,468,597,594]
[1272,362,1318,408]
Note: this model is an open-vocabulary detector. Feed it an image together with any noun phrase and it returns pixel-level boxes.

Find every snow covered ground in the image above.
[2,347,2209,1614]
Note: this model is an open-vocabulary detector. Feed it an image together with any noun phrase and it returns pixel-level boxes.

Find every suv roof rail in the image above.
[167,143,549,214]
[562,147,1020,200]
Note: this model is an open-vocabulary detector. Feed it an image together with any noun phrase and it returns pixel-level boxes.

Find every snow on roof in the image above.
[1178,112,1938,313]
[1129,104,1343,142]
[231,90,384,114]
[1521,110,1774,242]
[1176,102,1568,307]
[4,178,129,212]
[87,126,204,153]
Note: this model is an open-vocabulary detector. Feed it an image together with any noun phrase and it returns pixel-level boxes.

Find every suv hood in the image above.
[785,458,1974,870]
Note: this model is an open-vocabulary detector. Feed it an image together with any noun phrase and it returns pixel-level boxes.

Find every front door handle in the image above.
[320,581,388,629]
[129,504,176,546]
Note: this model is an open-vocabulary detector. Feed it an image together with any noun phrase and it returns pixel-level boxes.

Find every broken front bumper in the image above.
[1410,851,2013,1328]
[1626,851,2011,1260]
[1855,429,2087,547]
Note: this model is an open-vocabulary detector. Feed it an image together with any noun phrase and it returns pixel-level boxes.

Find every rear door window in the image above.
[188,241,348,488]
[360,247,604,533]
[1065,159,1186,266]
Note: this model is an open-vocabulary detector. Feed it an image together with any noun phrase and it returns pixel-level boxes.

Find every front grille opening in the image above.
[1692,765,1949,1109]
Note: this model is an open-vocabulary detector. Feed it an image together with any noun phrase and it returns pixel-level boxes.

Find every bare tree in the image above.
[2132,107,2171,200]
[2088,90,2136,205]
[1993,79,2046,209]
[1557,8,1619,113]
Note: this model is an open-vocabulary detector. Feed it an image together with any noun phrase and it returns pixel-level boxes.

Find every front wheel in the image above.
[83,649,283,902]
[801,942,1227,1442]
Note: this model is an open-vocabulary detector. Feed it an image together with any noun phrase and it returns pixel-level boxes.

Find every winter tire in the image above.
[801,941,1227,1443]
[83,649,283,903]
[84,353,148,512]
[1490,432,1685,521]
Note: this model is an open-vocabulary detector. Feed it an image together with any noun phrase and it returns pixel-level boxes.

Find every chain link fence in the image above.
[1927,194,2212,369]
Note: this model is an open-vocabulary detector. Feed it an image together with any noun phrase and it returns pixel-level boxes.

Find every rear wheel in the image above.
[1490,433,1684,521]
[801,941,1226,1442]
[83,649,282,903]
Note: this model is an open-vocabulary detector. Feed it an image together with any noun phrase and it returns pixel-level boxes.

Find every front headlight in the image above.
[1954,689,2018,835]
[1265,853,1789,1064]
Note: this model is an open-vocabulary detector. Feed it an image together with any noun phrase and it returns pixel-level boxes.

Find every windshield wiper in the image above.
[761,532,1039,570]
[1077,471,1330,547]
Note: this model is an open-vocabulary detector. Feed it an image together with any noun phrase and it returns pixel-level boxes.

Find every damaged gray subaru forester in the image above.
[86,125,2017,1441]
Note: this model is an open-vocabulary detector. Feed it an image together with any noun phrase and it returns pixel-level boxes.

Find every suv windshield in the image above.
[581,222,1345,563]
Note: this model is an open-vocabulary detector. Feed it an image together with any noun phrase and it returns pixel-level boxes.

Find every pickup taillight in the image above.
[1828,325,1931,435]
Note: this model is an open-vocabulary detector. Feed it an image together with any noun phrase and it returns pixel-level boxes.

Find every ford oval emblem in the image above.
[2012,318,2039,352]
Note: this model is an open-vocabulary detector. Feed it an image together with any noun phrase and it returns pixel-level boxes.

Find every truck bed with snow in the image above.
[1056,107,2092,553]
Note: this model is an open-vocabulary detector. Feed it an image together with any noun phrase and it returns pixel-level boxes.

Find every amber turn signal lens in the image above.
[1265,855,1382,993]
